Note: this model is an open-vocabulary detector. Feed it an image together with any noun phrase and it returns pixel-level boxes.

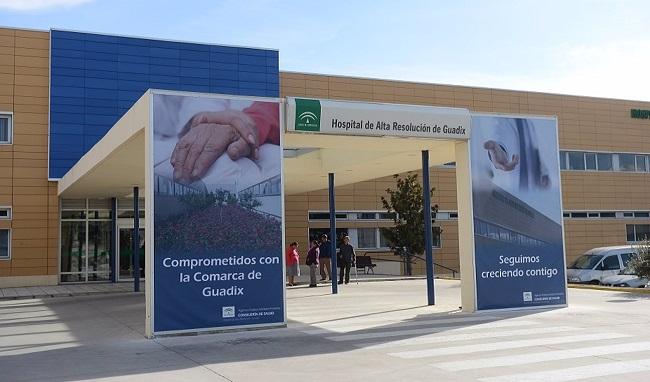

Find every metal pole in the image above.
[110,197,117,283]
[422,150,435,305]
[133,187,140,292]
[329,173,338,294]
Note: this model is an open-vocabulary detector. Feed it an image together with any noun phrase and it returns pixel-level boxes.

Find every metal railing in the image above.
[360,249,459,278]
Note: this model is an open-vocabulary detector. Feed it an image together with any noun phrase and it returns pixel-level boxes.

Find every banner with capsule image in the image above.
[470,115,567,310]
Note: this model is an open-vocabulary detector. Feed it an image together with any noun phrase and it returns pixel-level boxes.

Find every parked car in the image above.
[566,245,637,285]
[601,266,648,288]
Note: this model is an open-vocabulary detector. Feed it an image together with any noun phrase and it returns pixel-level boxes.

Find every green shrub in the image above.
[630,239,650,279]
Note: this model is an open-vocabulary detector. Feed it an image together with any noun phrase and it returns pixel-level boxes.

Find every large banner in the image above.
[470,115,567,310]
[151,92,284,334]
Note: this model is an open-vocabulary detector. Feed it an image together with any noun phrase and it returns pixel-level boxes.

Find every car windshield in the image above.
[569,254,603,269]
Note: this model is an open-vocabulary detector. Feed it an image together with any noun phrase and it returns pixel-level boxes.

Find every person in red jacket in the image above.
[285,242,300,286]
[171,101,279,183]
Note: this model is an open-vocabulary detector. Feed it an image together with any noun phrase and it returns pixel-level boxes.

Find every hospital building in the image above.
[1,26,649,287]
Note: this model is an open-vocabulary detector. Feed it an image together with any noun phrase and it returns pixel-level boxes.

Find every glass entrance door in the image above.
[118,227,145,281]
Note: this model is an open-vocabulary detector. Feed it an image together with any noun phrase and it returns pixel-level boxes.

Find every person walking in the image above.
[318,234,332,281]
[306,239,320,288]
[338,235,356,285]
[285,242,300,286]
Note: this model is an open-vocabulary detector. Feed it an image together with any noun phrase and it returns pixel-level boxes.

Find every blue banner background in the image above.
[154,249,284,332]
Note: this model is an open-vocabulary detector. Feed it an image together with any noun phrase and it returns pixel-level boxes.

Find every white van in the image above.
[566,245,637,285]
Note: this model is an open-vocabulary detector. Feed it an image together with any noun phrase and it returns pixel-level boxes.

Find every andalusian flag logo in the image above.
[295,98,321,131]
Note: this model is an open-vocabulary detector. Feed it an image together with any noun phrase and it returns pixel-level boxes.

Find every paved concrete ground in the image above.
[0,282,145,300]
[2,279,650,381]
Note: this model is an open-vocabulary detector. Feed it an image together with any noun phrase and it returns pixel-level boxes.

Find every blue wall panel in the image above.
[49,30,280,179]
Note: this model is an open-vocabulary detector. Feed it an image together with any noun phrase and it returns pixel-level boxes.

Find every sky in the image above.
[0,0,648,101]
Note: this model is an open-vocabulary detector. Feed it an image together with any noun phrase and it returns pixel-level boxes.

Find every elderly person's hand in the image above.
[484,140,519,171]
[171,123,241,183]
[182,110,260,160]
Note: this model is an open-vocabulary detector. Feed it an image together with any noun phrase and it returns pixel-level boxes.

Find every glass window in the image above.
[621,253,634,267]
[568,152,585,170]
[449,212,458,219]
[60,221,87,278]
[379,229,391,248]
[357,228,377,248]
[559,152,567,170]
[487,224,499,240]
[357,213,377,220]
[0,229,9,259]
[0,208,10,219]
[117,210,145,219]
[570,212,588,218]
[585,153,597,170]
[308,228,348,243]
[308,213,329,220]
[432,227,442,248]
[474,220,484,235]
[569,254,603,269]
[87,221,111,281]
[599,212,616,218]
[627,224,650,241]
[601,255,621,270]
[588,213,599,218]
[61,210,86,219]
[634,212,650,218]
[87,199,111,209]
[636,155,647,172]
[596,153,613,171]
[618,154,635,171]
[0,114,12,143]
[88,210,112,220]
[635,224,650,241]
[563,212,570,218]
[378,212,396,220]
[624,212,634,218]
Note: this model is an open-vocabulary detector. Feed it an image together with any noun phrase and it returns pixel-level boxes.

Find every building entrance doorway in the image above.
[117,221,145,281]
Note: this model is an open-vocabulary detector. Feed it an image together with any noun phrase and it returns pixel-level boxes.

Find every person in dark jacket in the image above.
[338,235,356,285]
[306,239,320,287]
[318,234,332,281]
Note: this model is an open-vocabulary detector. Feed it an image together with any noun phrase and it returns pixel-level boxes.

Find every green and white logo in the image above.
[295,98,321,131]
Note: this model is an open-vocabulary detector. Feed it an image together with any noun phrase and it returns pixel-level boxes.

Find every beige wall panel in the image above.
[13,95,48,106]
[14,74,48,87]
[14,56,48,69]
[13,85,48,97]
[9,267,48,276]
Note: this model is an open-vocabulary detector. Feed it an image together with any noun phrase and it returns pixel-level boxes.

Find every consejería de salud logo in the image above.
[295,98,321,131]
[222,306,235,318]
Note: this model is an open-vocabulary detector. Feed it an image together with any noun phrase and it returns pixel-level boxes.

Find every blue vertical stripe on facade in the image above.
[49,30,280,179]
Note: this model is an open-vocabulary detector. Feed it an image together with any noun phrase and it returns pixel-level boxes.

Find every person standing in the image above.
[306,239,320,288]
[285,242,300,286]
[338,236,356,285]
[318,234,332,281]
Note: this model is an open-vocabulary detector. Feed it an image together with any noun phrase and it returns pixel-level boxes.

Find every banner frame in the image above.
[469,111,568,312]
[146,89,287,338]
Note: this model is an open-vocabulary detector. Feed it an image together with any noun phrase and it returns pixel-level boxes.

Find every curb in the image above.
[568,284,650,294]
[0,290,144,301]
